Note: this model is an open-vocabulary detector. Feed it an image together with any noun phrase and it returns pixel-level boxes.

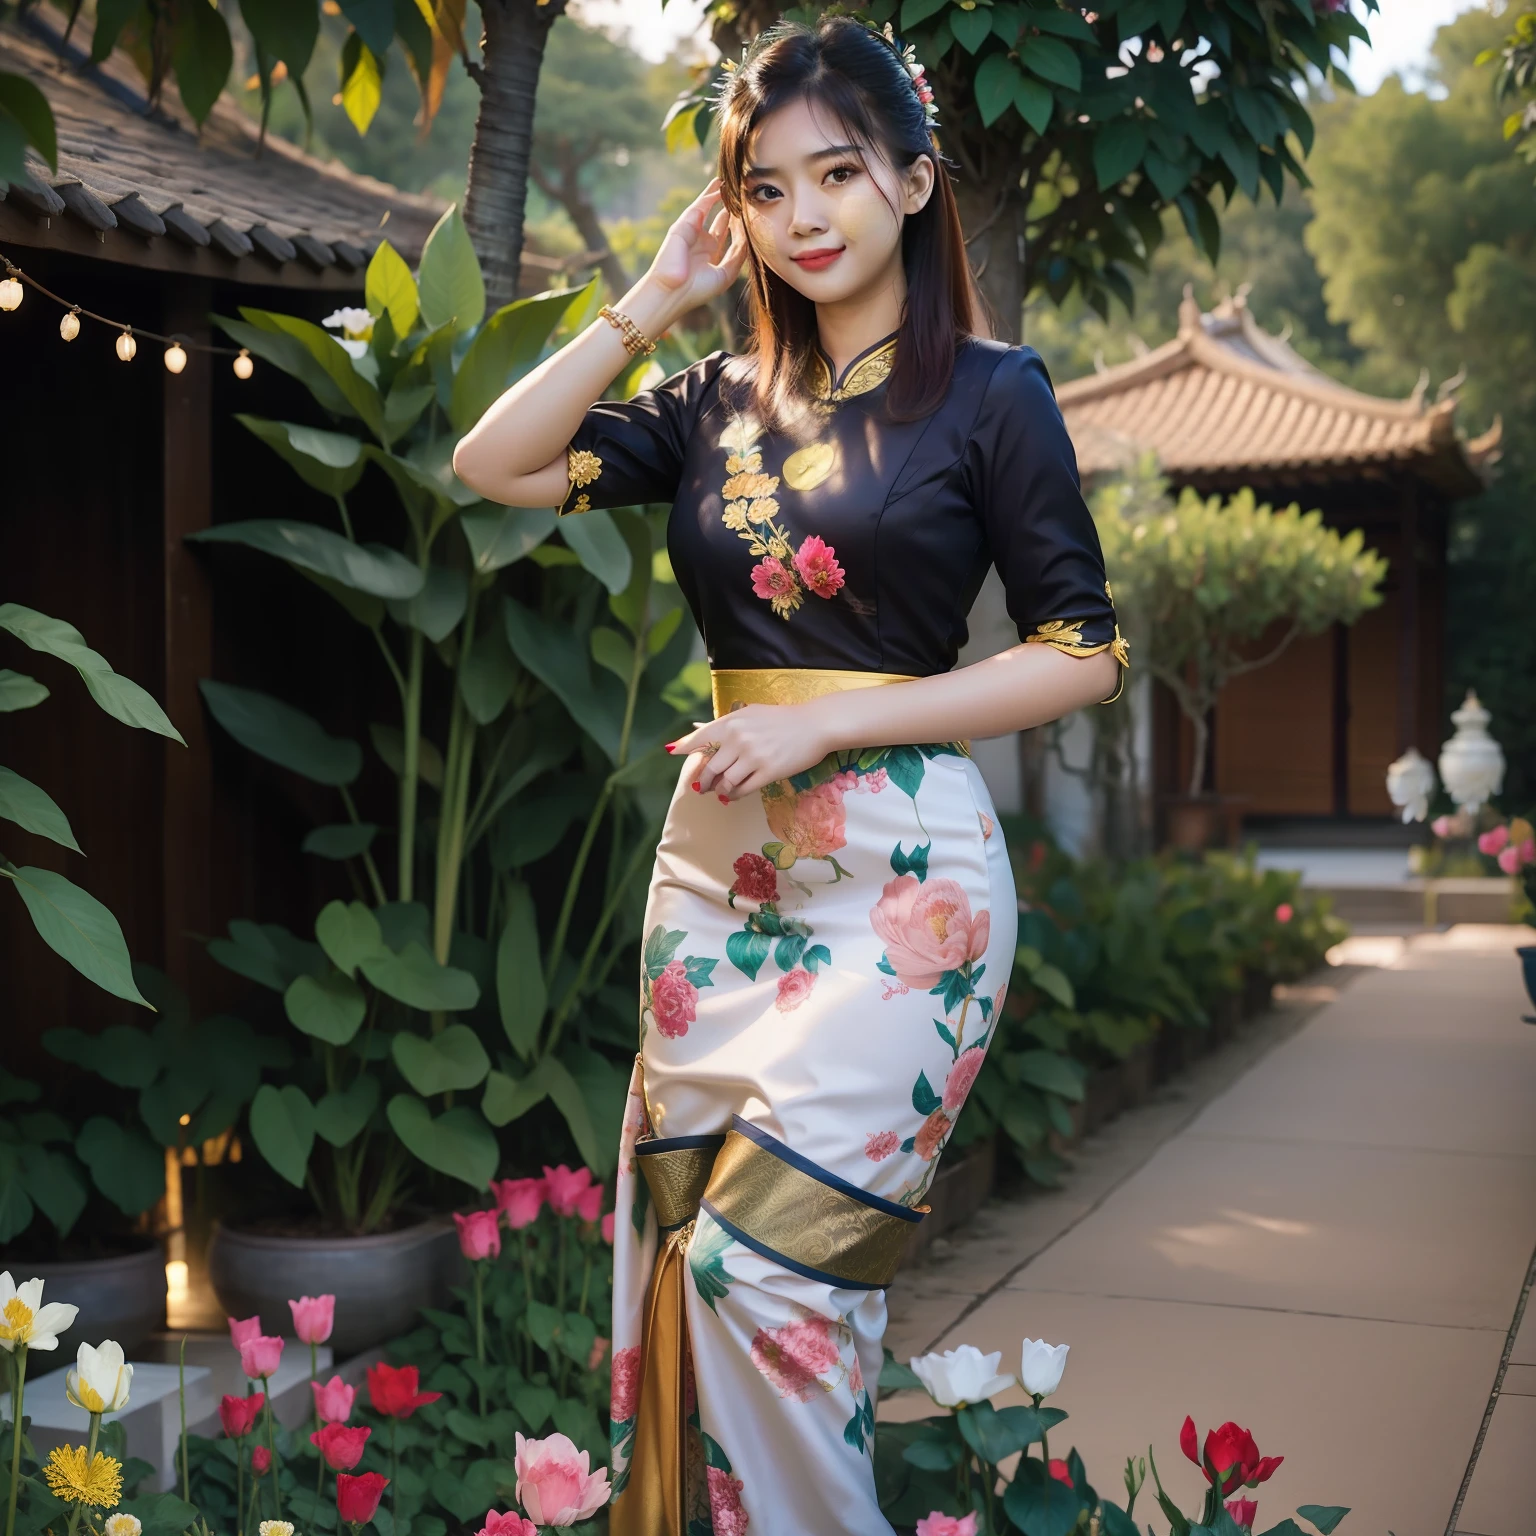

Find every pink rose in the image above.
[651,959,699,1038]
[1498,844,1521,874]
[610,1346,642,1422]
[491,1176,546,1230]
[765,780,847,862]
[575,1181,604,1225]
[587,1336,610,1371]
[601,1211,615,1245]
[454,1209,502,1261]
[750,556,798,603]
[793,535,846,599]
[942,1046,986,1114]
[865,1131,899,1161]
[1431,815,1454,839]
[288,1294,335,1345]
[775,967,817,1013]
[914,1107,951,1161]
[1274,903,1293,924]
[228,1315,262,1350]
[1479,824,1510,856]
[312,1374,356,1425]
[708,1466,750,1536]
[870,874,991,990]
[513,1432,611,1525]
[542,1165,594,1218]
[916,1515,979,1536]
[730,852,778,904]
[477,1511,537,1536]
[239,1333,284,1380]
[750,1316,840,1401]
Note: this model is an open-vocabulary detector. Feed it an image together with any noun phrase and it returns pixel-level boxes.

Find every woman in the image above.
[455,17,1126,1533]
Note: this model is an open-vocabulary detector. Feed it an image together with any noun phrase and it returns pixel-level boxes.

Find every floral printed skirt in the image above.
[607,744,1017,1536]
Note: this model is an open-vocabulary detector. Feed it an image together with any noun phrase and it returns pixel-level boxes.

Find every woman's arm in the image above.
[673,644,1121,801]
[452,178,747,507]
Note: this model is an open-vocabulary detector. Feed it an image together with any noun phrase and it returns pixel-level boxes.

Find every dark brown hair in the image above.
[714,16,988,431]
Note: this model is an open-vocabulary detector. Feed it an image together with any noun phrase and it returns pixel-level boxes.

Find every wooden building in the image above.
[1056,291,1500,825]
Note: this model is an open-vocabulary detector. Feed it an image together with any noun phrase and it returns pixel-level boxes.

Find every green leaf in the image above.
[1094,118,1148,188]
[313,1074,380,1147]
[0,603,184,744]
[0,670,48,712]
[543,1055,602,1170]
[316,899,387,977]
[338,0,393,53]
[461,505,557,575]
[460,620,520,725]
[561,510,633,595]
[951,5,993,52]
[240,0,320,74]
[1003,1474,1082,1536]
[117,1493,200,1536]
[236,308,387,441]
[189,519,425,599]
[236,417,366,498]
[589,626,633,683]
[1015,76,1055,135]
[6,865,149,1006]
[303,823,378,860]
[173,0,234,125]
[365,239,420,337]
[496,881,545,1060]
[1018,34,1081,90]
[0,73,56,172]
[285,970,367,1044]
[1016,1049,1086,1100]
[340,31,383,135]
[248,1083,316,1187]
[20,1146,87,1237]
[974,53,1023,126]
[418,204,486,333]
[1031,962,1076,1008]
[1295,1508,1350,1535]
[369,722,445,789]
[361,942,480,1011]
[201,679,362,785]
[75,1117,165,1215]
[386,1095,497,1188]
[45,1023,163,1087]
[386,565,468,642]
[0,765,80,852]
[391,1024,491,1095]
[449,283,594,432]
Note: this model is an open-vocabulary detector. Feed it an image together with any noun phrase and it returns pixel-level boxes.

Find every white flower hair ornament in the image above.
[879,22,940,126]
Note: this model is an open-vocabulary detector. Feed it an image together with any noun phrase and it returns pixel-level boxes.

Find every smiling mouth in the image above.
[791,248,845,269]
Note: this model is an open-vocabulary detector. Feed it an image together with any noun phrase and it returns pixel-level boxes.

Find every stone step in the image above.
[1310,877,1516,927]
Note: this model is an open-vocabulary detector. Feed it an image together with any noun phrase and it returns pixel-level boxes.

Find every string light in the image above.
[233,349,254,380]
[0,276,21,312]
[116,329,137,362]
[164,341,188,374]
[59,309,80,342]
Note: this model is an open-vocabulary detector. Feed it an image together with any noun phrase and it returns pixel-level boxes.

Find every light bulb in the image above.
[164,342,188,374]
[233,349,254,380]
[116,330,137,362]
[59,311,80,342]
[0,277,22,312]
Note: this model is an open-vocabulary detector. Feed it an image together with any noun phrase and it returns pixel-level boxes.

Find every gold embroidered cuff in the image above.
[635,1135,725,1231]
[556,445,603,517]
[1024,598,1130,706]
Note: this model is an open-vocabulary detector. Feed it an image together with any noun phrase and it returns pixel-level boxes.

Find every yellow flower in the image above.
[721,501,750,532]
[67,1340,132,1414]
[724,452,762,475]
[767,536,791,560]
[105,1515,142,1536]
[722,470,778,502]
[746,497,779,525]
[0,1272,78,1352]
[43,1445,123,1507]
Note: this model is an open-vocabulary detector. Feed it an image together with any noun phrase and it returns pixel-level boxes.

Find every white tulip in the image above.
[0,1272,79,1352]
[909,1345,1016,1408]
[1019,1338,1069,1398]
[67,1339,133,1413]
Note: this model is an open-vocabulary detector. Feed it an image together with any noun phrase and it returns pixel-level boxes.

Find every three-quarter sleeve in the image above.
[556,349,728,516]
[963,346,1129,700]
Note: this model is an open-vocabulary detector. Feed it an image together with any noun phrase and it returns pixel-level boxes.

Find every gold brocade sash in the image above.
[710,667,917,718]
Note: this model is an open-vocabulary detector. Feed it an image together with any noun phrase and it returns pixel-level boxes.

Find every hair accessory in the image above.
[877,21,939,127]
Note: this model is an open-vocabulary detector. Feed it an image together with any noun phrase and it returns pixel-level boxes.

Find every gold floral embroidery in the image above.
[557,447,602,516]
[807,337,897,404]
[1027,587,1131,703]
[571,493,591,515]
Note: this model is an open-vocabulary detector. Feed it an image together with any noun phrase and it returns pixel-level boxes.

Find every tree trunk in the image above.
[463,0,568,311]
[531,159,630,303]
[954,179,1025,343]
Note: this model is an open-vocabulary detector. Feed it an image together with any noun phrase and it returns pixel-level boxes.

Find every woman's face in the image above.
[738,96,934,308]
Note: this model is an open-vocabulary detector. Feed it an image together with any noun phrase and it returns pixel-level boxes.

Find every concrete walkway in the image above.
[881,926,1536,1536]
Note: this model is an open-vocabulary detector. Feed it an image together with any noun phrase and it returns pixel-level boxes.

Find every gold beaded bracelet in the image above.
[598,304,657,358]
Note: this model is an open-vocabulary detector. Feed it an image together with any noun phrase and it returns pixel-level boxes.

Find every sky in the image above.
[571,0,1490,79]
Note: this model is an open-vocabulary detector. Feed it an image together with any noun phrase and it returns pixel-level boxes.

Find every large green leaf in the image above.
[1015,1049,1086,1101]
[974,53,1023,127]
[201,680,362,786]
[496,881,544,1060]
[216,315,355,418]
[0,765,80,852]
[459,620,520,726]
[391,1024,491,1095]
[236,417,367,498]
[0,604,184,744]
[313,1074,380,1148]
[172,0,233,124]
[1018,34,1082,91]
[337,0,393,54]
[316,899,386,977]
[285,970,367,1044]
[502,599,627,762]
[0,73,56,176]
[369,723,445,790]
[303,823,378,860]
[365,239,420,338]
[234,309,387,442]
[75,1117,164,1215]
[417,205,486,334]
[240,0,319,74]
[0,670,48,712]
[44,1023,163,1088]
[386,1095,497,1188]
[19,1145,87,1237]
[560,510,632,595]
[386,565,468,642]
[481,1054,601,1170]
[6,865,148,1006]
[248,1083,316,1187]
[361,942,480,1012]
[461,505,557,575]
[189,521,423,599]
[448,283,594,432]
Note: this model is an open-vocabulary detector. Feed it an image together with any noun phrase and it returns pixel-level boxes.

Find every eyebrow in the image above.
[744,144,865,178]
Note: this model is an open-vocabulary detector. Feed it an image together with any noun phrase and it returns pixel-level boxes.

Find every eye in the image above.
[747,183,781,204]
[826,162,860,185]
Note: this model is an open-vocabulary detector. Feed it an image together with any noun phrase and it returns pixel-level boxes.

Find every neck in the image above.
[814,259,906,379]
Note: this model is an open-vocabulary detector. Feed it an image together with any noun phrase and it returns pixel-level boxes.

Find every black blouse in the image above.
[557,332,1127,687]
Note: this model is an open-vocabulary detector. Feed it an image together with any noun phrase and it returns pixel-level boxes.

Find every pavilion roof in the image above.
[1056,290,1501,499]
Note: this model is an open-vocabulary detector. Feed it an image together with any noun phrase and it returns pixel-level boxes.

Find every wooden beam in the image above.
[1332,620,1350,816]
[161,279,215,996]
[1397,480,1421,754]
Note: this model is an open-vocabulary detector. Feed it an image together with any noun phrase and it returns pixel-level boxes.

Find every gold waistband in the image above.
[635,1136,724,1231]
[710,667,917,717]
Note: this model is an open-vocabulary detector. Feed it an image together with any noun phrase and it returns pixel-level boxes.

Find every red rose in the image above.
[1180,1416,1283,1494]
[251,1445,271,1475]
[218,1392,264,1439]
[730,852,778,904]
[311,1422,371,1471]
[336,1471,389,1528]
[366,1362,442,1420]
[1226,1499,1259,1531]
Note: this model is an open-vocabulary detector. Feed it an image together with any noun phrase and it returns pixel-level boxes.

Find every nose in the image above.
[786,181,830,239]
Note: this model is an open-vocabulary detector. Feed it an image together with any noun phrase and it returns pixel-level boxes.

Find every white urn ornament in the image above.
[1437,690,1505,815]
[1385,746,1436,824]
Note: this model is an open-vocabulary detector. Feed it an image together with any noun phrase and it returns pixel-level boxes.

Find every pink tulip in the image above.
[289,1294,335,1345]
[916,1515,978,1536]
[477,1513,536,1536]
[1226,1500,1259,1531]
[454,1209,503,1261]
[312,1375,356,1424]
[491,1177,546,1230]
[1478,824,1510,856]
[542,1166,594,1219]
[513,1432,611,1525]
[574,1182,604,1225]
[228,1315,262,1350]
[239,1333,284,1380]
[601,1211,615,1246]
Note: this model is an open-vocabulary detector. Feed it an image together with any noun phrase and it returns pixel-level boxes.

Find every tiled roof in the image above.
[0,10,444,286]
[1057,291,1501,498]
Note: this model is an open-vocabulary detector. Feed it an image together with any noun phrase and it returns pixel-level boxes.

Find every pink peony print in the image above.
[610,1346,642,1423]
[864,767,888,793]
[775,968,817,1013]
[707,1465,750,1536]
[651,960,699,1038]
[793,535,846,599]
[730,852,779,904]
[849,1351,864,1395]
[942,1047,986,1114]
[750,1316,840,1401]
[764,780,847,862]
[914,1107,951,1161]
[865,1131,899,1162]
[750,556,799,603]
[916,1514,979,1536]
[870,874,991,990]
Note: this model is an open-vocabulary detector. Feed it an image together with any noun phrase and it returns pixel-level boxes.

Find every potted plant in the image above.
[0,603,184,1357]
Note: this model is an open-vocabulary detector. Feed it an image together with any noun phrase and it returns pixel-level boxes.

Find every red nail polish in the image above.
[718,794,730,804]
[691,781,702,792]
[665,743,676,754]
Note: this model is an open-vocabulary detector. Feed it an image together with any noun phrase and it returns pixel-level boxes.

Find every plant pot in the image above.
[7,1243,166,1362]
[1162,794,1248,852]
[207,1218,462,1356]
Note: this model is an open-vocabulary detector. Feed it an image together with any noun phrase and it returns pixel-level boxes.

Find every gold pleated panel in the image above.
[635,1139,723,1231]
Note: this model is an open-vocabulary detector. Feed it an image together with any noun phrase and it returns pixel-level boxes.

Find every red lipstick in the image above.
[791,247,844,271]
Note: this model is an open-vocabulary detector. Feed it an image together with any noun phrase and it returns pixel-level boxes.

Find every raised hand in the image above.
[647,177,749,313]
